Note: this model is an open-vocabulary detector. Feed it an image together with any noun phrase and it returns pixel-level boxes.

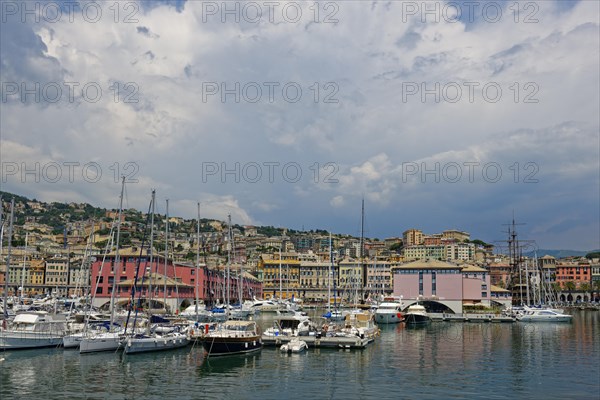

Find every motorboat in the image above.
[0,312,67,349]
[516,307,572,322]
[280,337,308,353]
[202,320,262,356]
[404,304,431,325]
[374,301,404,324]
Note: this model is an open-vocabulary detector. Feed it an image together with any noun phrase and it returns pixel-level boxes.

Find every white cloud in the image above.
[1,0,598,249]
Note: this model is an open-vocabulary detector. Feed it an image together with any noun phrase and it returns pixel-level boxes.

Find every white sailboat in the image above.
[123,191,190,354]
[80,177,127,354]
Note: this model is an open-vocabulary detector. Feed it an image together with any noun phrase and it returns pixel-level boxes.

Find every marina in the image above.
[0,310,598,399]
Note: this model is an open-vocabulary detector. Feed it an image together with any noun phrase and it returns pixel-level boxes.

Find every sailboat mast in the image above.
[3,198,14,319]
[110,177,125,328]
[148,190,156,312]
[226,214,231,309]
[328,232,332,312]
[279,245,282,300]
[20,233,28,299]
[195,202,201,320]
[164,199,169,313]
[360,198,366,301]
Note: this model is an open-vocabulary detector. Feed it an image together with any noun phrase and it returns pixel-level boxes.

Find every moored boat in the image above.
[374,299,404,324]
[280,337,308,353]
[404,304,431,325]
[0,312,66,350]
[202,320,262,357]
[516,307,572,322]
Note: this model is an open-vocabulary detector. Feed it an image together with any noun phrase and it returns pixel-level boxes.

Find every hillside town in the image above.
[1,193,599,313]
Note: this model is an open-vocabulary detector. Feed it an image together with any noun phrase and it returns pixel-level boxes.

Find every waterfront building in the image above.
[392,259,496,314]
[258,255,300,300]
[45,257,69,297]
[338,257,364,301]
[299,261,335,301]
[365,259,392,295]
[555,258,591,289]
[90,247,262,310]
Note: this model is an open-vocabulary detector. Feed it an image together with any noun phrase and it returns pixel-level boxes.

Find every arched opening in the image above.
[560,294,566,302]
[576,295,582,303]
[583,295,589,302]
[403,300,455,314]
[179,299,192,309]
[567,294,573,302]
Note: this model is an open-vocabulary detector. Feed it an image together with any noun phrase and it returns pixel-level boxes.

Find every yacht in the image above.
[516,308,572,322]
[0,311,67,349]
[404,304,431,325]
[374,300,404,324]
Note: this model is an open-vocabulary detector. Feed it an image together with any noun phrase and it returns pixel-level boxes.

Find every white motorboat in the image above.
[374,301,404,324]
[404,304,431,325]
[280,338,308,353]
[0,312,67,349]
[516,307,572,322]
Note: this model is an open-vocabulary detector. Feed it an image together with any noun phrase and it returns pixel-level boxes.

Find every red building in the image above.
[556,259,592,289]
[90,247,262,311]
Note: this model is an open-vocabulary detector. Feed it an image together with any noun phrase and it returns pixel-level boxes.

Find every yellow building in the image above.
[403,229,424,247]
[259,257,300,299]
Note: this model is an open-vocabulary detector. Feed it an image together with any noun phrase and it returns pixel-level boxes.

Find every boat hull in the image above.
[0,332,64,349]
[404,314,431,325]
[374,311,404,324]
[202,335,262,356]
[124,335,190,354]
[79,333,122,354]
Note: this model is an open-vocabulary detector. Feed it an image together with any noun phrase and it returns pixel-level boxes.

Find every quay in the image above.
[430,313,515,323]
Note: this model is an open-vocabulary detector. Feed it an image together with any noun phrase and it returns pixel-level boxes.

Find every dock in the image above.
[429,313,515,323]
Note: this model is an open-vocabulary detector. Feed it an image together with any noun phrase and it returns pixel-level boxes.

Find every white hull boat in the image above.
[280,338,308,353]
[124,332,189,354]
[0,312,66,350]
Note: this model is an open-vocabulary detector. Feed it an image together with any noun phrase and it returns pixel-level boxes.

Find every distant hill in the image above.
[525,249,600,259]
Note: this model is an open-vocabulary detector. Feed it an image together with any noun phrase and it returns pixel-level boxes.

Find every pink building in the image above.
[392,259,493,314]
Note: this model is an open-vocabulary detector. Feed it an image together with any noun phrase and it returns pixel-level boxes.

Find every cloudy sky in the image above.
[1,0,598,250]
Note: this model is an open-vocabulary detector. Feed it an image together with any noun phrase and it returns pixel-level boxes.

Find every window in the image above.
[481,292,487,298]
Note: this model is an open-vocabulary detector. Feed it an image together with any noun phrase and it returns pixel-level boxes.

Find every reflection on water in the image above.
[0,311,598,400]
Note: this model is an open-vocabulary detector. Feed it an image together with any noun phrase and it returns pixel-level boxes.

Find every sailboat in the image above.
[123,191,190,354]
[80,178,127,354]
[201,215,262,357]
[1,198,68,350]
[323,233,344,322]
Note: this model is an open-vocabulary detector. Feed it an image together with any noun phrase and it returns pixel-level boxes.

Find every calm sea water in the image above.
[1,311,598,400]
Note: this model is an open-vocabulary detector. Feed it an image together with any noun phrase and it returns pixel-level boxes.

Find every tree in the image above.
[564,281,576,292]
[585,251,600,259]
[579,282,591,293]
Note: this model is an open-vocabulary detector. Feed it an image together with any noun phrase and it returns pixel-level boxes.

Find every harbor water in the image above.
[1,310,598,399]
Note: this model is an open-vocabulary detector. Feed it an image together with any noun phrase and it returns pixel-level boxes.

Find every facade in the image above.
[555,259,592,289]
[442,230,470,242]
[403,229,424,247]
[45,257,70,297]
[392,259,493,314]
[90,247,262,310]
[299,261,335,301]
[258,257,300,299]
